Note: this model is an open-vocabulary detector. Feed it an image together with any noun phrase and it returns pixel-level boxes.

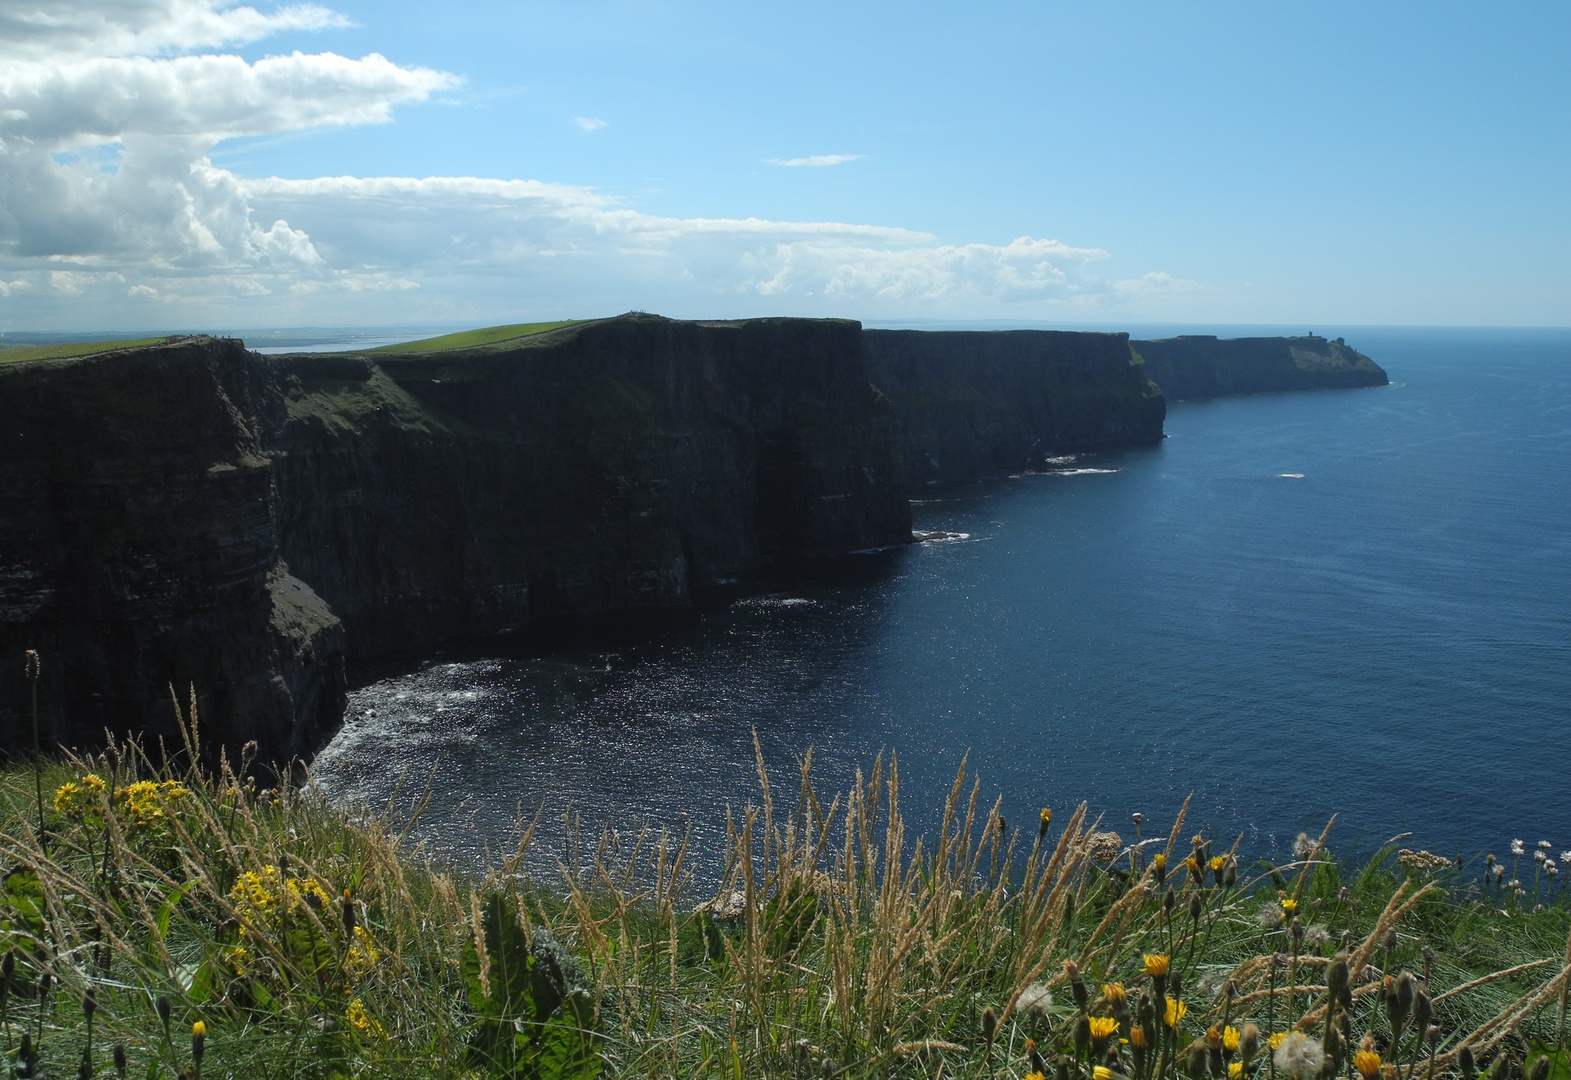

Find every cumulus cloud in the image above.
[768,154,863,168]
[0,0,1174,325]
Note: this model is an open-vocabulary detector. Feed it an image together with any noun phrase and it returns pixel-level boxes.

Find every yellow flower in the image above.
[344,998,387,1039]
[1093,1068,1114,1080]
[1353,1051,1382,1079]
[1229,1065,1243,1079]
[1185,855,1202,876]
[1130,1028,1148,1049]
[1210,855,1227,872]
[1163,997,1187,1028]
[1269,1033,1286,1051]
[1102,981,1127,1003]
[1281,898,1298,915]
[191,1020,205,1038]
[1223,1026,1240,1052]
[1153,853,1167,871]
[1026,1074,1046,1080]
[53,774,107,819]
[1090,1017,1120,1040]
[1144,953,1171,978]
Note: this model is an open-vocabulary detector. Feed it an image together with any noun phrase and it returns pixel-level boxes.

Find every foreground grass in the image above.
[0,338,169,363]
[1,712,1567,1080]
[367,321,581,354]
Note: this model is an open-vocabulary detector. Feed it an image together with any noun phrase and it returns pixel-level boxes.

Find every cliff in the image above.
[1132,334,1388,401]
[0,315,910,762]
[862,329,1165,485]
[0,314,1185,764]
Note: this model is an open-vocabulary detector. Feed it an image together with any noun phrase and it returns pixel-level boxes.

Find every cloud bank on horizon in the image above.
[0,0,1186,328]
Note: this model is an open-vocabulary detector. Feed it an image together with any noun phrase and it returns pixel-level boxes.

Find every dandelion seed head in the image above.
[1017,982,1053,1017]
[1275,1032,1326,1080]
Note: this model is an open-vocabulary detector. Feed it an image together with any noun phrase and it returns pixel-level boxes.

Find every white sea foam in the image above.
[1280,472,1305,478]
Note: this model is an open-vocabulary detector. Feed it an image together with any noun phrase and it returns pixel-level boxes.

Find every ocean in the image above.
[313,327,1571,875]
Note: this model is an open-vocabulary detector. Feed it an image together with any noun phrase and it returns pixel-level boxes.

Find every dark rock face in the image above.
[269,315,913,658]
[0,338,345,764]
[862,329,1166,485]
[1133,335,1388,401]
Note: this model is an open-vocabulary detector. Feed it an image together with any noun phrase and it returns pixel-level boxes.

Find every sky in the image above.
[0,0,1566,332]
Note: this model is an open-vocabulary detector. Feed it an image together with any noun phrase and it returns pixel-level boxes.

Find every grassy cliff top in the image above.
[0,337,170,363]
[365,320,583,354]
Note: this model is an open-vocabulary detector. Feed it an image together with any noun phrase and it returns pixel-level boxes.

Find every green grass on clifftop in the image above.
[0,338,167,363]
[367,321,582,354]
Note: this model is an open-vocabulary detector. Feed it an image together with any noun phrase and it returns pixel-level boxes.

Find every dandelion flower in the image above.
[1093,1068,1114,1080]
[1268,1033,1287,1051]
[1223,1027,1240,1053]
[1164,997,1187,1028]
[1274,1033,1326,1080]
[1230,1065,1244,1079]
[1281,898,1298,915]
[1103,982,1128,1004]
[1354,1050,1383,1079]
[1090,1017,1120,1041]
[1144,954,1171,978]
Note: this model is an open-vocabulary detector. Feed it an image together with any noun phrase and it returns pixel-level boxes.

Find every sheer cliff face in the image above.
[0,316,911,761]
[270,315,913,658]
[0,339,344,763]
[1132,335,1389,401]
[862,329,1166,485]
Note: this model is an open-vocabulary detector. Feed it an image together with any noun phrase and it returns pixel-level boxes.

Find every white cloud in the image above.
[0,0,1177,326]
[767,154,863,168]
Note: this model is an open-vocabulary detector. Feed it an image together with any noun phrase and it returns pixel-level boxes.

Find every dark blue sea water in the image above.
[315,327,1571,874]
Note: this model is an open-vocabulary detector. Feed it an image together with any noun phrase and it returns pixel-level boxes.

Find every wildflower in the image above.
[1154,853,1167,884]
[1539,840,1552,850]
[1293,833,1316,859]
[1018,982,1053,1017]
[1207,1028,1223,1050]
[1534,849,1547,864]
[1303,924,1330,951]
[1280,898,1298,915]
[1211,855,1227,872]
[1229,1064,1243,1079]
[1093,1069,1114,1080]
[344,999,386,1038]
[1275,1033,1326,1080]
[1040,808,1052,838]
[1185,855,1203,879]
[1511,839,1526,857]
[1223,1027,1240,1053]
[1268,1033,1286,1051]
[1354,1050,1382,1079]
[191,1020,206,1070]
[1130,1028,1148,1050]
[1164,997,1187,1028]
[1103,982,1127,1004]
[1144,954,1171,978]
[1561,851,1571,864]
[1090,1017,1120,1041]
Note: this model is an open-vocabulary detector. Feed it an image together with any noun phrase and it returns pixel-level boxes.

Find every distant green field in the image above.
[0,338,167,363]
[367,320,581,354]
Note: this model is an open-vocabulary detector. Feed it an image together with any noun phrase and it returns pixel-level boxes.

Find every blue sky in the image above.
[1,0,1566,330]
